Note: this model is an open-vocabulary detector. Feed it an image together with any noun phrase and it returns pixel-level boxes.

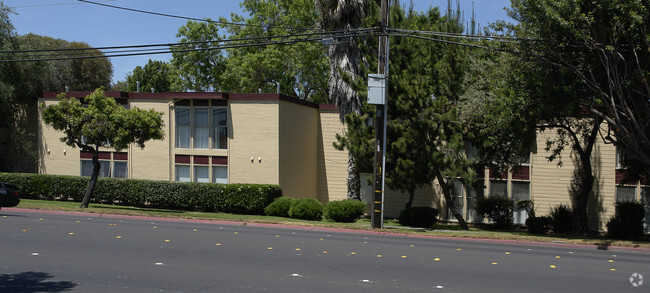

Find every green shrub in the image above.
[526,216,552,234]
[0,173,281,214]
[398,207,439,228]
[476,195,514,228]
[549,204,575,234]
[265,197,294,217]
[607,201,645,240]
[324,199,366,222]
[288,198,323,221]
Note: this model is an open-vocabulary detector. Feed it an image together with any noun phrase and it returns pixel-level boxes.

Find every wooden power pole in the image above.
[370,0,390,229]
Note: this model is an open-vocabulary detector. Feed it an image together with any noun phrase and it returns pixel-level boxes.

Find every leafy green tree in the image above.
[41,88,165,208]
[336,2,474,229]
[171,0,328,101]
[123,59,183,92]
[459,0,647,233]
[508,0,650,173]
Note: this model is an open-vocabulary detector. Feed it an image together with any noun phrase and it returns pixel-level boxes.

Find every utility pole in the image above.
[370,0,390,229]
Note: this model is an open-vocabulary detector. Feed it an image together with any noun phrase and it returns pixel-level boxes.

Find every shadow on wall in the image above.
[0,271,76,293]
[588,144,604,231]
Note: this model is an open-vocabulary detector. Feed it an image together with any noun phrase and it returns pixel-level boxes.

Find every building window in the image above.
[213,108,228,149]
[466,182,484,222]
[447,180,464,220]
[213,166,228,184]
[176,107,191,148]
[489,180,507,196]
[194,165,210,183]
[174,155,228,184]
[81,160,121,178]
[616,186,636,202]
[512,181,530,225]
[113,161,128,178]
[175,101,228,150]
[175,165,191,182]
[194,107,209,149]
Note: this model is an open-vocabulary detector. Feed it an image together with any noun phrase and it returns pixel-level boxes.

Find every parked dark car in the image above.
[0,182,20,209]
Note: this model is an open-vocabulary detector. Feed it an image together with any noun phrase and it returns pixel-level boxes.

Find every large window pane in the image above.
[113,162,128,178]
[489,180,507,196]
[176,107,190,148]
[81,160,93,177]
[194,108,209,149]
[466,182,484,222]
[194,166,209,183]
[447,180,464,220]
[213,166,227,184]
[213,108,228,149]
[175,165,190,182]
[512,182,530,224]
[99,161,111,178]
[616,186,636,202]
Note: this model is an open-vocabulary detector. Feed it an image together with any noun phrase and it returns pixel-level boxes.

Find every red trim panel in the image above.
[194,156,209,165]
[113,152,128,161]
[511,166,530,180]
[175,155,191,164]
[212,156,228,165]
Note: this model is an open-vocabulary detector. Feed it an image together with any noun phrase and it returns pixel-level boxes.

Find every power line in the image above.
[0,28,377,55]
[0,30,383,63]
[76,0,319,31]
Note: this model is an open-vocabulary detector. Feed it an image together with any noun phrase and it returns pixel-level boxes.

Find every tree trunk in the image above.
[346,153,361,200]
[571,117,601,234]
[434,169,469,230]
[80,150,100,208]
[405,188,415,210]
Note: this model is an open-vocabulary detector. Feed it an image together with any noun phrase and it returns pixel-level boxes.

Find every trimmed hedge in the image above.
[0,173,281,215]
[324,199,366,222]
[398,207,439,228]
[525,216,552,234]
[264,197,294,217]
[288,198,323,221]
[476,195,514,228]
[607,201,645,240]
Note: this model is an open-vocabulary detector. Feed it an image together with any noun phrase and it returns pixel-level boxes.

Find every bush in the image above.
[0,173,282,214]
[607,201,645,240]
[398,207,439,228]
[476,195,514,228]
[265,197,294,217]
[288,198,323,221]
[549,204,575,234]
[526,216,553,234]
[324,199,366,222]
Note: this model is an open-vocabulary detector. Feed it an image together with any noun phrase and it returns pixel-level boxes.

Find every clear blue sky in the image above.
[3,0,513,85]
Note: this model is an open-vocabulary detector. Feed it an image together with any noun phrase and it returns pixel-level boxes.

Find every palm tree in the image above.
[315,0,370,199]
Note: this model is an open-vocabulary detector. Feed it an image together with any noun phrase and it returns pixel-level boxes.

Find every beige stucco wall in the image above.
[278,101,318,199]
[228,100,280,185]
[317,110,348,202]
[38,97,82,176]
[129,99,171,181]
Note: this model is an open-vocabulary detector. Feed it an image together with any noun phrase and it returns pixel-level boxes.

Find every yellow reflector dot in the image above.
[505,252,511,255]
[402,256,407,259]
[164,240,170,242]
[610,268,616,271]
[434,258,440,261]
[377,255,383,258]
[267,247,273,250]
[295,248,301,251]
[68,233,74,235]
[608,260,614,263]
[492,262,498,265]
[550,265,556,269]
[556,256,561,259]
[116,236,122,239]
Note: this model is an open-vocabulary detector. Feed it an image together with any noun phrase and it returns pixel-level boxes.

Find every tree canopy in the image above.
[41,88,165,208]
[122,59,183,93]
[171,0,328,101]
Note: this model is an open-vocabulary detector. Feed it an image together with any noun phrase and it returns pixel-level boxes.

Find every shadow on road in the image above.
[0,272,76,292]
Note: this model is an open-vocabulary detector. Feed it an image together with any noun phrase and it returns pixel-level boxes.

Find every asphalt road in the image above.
[0,209,648,292]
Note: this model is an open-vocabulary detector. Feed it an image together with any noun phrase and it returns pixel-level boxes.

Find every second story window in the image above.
[174,100,228,150]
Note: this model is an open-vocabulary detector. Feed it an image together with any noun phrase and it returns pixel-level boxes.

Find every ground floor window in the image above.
[174,155,228,184]
[511,181,530,225]
[615,186,636,202]
[81,160,123,178]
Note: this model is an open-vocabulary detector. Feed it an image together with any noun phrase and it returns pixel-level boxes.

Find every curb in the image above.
[5,207,650,253]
